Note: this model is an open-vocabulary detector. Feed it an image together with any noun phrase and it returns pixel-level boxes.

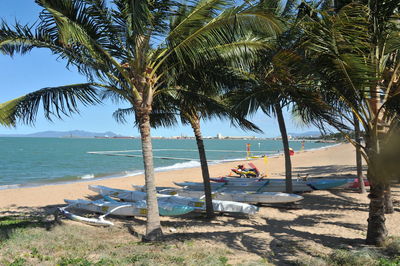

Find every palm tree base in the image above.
[142,228,164,242]
[205,213,216,219]
[366,184,388,246]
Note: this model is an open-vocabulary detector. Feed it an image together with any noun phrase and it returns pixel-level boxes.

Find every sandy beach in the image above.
[1,143,356,208]
[1,143,399,264]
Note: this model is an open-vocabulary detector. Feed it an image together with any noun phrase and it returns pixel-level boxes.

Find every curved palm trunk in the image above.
[365,136,387,246]
[137,107,163,241]
[354,114,366,193]
[189,116,215,218]
[275,103,293,194]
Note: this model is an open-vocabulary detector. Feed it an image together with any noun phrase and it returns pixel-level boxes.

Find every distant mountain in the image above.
[288,131,321,137]
[0,130,120,138]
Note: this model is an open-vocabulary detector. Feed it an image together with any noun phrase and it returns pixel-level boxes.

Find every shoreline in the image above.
[0,142,340,191]
[2,141,399,265]
[0,142,354,208]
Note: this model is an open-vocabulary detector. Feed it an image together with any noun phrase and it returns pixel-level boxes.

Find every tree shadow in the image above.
[263,216,365,265]
[155,211,365,265]
[0,205,63,242]
[294,191,369,213]
[293,165,367,178]
[1,188,372,265]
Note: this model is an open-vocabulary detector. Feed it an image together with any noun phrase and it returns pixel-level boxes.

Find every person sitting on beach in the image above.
[233,164,258,178]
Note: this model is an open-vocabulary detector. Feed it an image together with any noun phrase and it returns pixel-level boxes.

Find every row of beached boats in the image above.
[176,176,368,192]
[60,184,260,226]
[60,176,369,226]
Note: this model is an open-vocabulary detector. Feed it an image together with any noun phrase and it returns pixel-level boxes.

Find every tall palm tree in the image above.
[113,67,261,219]
[0,0,281,241]
[169,78,261,218]
[228,0,313,194]
[353,113,366,193]
[302,1,400,245]
[309,0,366,194]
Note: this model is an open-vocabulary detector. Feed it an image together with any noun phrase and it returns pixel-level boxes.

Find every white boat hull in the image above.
[175,181,313,193]
[65,199,194,217]
[90,185,258,215]
[213,177,357,190]
[159,189,303,204]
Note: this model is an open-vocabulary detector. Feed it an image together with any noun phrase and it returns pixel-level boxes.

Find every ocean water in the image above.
[0,137,335,188]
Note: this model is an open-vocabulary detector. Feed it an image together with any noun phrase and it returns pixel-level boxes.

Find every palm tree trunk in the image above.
[384,183,394,214]
[275,103,293,194]
[137,106,163,241]
[190,116,215,218]
[365,135,387,246]
[354,114,366,193]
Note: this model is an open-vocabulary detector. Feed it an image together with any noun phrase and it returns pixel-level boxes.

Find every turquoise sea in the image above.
[0,138,336,188]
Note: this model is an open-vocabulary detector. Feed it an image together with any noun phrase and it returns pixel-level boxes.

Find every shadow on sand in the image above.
[293,164,367,178]
[118,191,367,265]
[0,188,371,265]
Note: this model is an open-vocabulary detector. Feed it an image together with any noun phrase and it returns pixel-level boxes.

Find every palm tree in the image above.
[302,1,400,245]
[0,0,281,241]
[228,0,312,194]
[169,78,261,218]
[353,113,367,193]
[113,66,261,219]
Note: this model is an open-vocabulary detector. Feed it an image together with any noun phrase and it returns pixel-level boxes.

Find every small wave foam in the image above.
[120,170,144,178]
[0,184,21,190]
[155,160,200,172]
[80,174,95,180]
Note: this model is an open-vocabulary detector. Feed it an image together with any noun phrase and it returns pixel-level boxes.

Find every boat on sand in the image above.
[157,188,304,204]
[174,180,314,192]
[132,185,303,204]
[89,185,258,214]
[60,197,194,226]
[64,198,194,217]
[210,177,368,190]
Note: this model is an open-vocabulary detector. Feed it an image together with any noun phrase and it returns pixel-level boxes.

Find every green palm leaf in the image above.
[0,83,99,127]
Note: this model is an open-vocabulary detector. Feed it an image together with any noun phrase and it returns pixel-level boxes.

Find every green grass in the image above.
[297,237,400,266]
[0,217,245,266]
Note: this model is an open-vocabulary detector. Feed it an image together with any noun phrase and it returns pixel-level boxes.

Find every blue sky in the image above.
[0,1,319,138]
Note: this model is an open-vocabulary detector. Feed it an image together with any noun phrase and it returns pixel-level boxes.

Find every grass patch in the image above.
[0,214,55,245]
[297,237,400,266]
[0,219,234,266]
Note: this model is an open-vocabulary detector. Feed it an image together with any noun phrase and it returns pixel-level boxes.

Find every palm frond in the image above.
[165,5,283,70]
[169,0,231,39]
[0,83,100,127]
[112,107,134,124]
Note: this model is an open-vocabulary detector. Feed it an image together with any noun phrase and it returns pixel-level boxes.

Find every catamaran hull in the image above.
[64,199,194,217]
[211,177,368,190]
[90,185,258,215]
[174,181,313,193]
[158,188,304,204]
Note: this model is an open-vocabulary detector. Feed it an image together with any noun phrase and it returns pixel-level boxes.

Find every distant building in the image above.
[224,136,257,140]
[217,133,223,139]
